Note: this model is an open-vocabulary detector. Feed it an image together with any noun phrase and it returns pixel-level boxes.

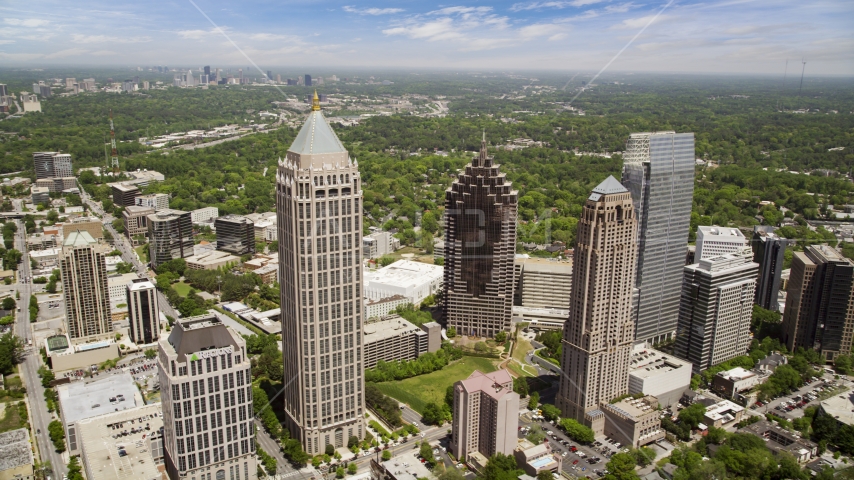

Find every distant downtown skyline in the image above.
[0,1,851,75]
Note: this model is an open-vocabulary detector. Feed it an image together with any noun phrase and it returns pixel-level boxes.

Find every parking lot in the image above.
[519,416,609,478]
[752,375,848,420]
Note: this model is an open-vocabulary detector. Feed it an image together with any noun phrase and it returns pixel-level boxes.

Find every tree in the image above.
[0,333,25,374]
[348,435,359,448]
[419,442,435,467]
[422,402,446,425]
[379,255,396,267]
[116,262,134,274]
[495,331,507,343]
[326,444,335,456]
[482,453,523,480]
[513,377,529,397]
[537,471,555,480]
[1,297,15,310]
[438,466,465,480]
[559,418,595,444]
[336,467,345,479]
[446,325,455,337]
[144,349,157,360]
[677,403,706,430]
[66,457,84,480]
[835,354,853,375]
[382,450,392,461]
[3,249,22,271]
[541,404,561,422]
[603,452,639,480]
[48,420,66,452]
[528,391,540,410]
[348,463,357,475]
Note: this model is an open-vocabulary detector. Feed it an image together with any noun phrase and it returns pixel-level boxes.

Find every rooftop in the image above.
[0,429,33,474]
[697,225,745,238]
[588,175,628,201]
[704,399,744,422]
[820,392,854,426]
[57,372,141,424]
[76,403,165,480]
[380,451,433,480]
[148,208,189,221]
[604,396,659,419]
[128,278,156,292]
[364,260,443,289]
[459,369,515,400]
[108,273,139,288]
[216,214,253,225]
[514,255,573,273]
[63,230,97,247]
[289,108,347,155]
[111,182,139,192]
[164,313,240,363]
[715,367,757,381]
[125,205,155,214]
[629,346,692,380]
[363,315,424,343]
[186,250,239,266]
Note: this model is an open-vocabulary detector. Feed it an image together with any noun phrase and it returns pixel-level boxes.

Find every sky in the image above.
[0,0,852,75]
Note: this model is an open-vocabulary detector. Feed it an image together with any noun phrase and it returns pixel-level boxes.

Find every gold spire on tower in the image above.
[311,90,321,111]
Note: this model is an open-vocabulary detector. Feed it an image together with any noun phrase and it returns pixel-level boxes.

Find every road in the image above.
[254,419,295,475]
[13,219,67,477]
[79,190,179,319]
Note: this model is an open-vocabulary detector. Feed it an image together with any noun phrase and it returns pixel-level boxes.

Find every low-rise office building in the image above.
[711,367,763,398]
[703,400,745,428]
[365,294,409,320]
[420,322,442,353]
[31,186,50,205]
[124,205,154,243]
[148,209,193,269]
[600,396,665,449]
[56,372,143,457]
[44,335,121,372]
[363,315,431,369]
[695,226,748,261]
[60,219,104,241]
[190,206,219,224]
[819,393,854,427]
[77,403,165,480]
[363,231,399,259]
[0,429,34,480]
[363,260,443,306]
[215,215,255,255]
[111,183,140,207]
[107,272,139,304]
[511,306,570,331]
[740,420,817,463]
[514,256,572,309]
[135,193,170,211]
[185,250,239,270]
[514,439,562,476]
[628,346,692,407]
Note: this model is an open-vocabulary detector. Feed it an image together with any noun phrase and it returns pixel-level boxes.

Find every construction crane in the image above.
[109,109,120,175]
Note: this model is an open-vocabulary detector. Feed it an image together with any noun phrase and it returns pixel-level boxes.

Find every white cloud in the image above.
[611,14,671,29]
[342,6,404,15]
[510,0,605,12]
[0,40,15,45]
[71,34,152,44]
[4,18,49,28]
[428,6,493,15]
[44,48,87,59]
[249,33,302,42]
[519,23,568,39]
[90,50,118,56]
[177,28,227,40]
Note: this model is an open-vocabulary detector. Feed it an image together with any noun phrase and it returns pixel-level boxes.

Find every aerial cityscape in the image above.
[0,2,852,480]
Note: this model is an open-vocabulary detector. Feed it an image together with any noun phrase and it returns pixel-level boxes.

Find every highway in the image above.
[13,219,67,477]
[78,190,179,319]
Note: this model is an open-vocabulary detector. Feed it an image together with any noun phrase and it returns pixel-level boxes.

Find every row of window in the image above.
[177,440,253,472]
[173,406,249,437]
[171,370,250,400]
[177,422,251,454]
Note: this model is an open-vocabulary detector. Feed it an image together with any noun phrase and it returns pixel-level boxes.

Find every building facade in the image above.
[112,183,140,208]
[443,136,518,338]
[556,177,638,428]
[514,257,573,309]
[781,245,854,363]
[621,131,695,344]
[33,152,73,180]
[276,93,366,454]
[450,370,519,460]
[136,193,170,211]
[158,314,257,480]
[60,231,111,340]
[124,205,154,243]
[362,315,429,369]
[674,249,758,372]
[127,278,159,345]
[148,209,194,269]
[696,226,748,261]
[215,215,255,256]
[190,207,220,224]
[752,226,787,312]
[600,396,664,449]
[363,260,443,306]
[627,345,692,407]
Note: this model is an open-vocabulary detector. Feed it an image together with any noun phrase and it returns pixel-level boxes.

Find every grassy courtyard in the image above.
[172,281,192,297]
[372,356,499,413]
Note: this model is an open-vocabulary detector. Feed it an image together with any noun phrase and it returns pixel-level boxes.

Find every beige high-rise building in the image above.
[556,177,638,429]
[276,92,365,454]
[60,230,111,339]
[450,369,519,461]
[158,313,257,480]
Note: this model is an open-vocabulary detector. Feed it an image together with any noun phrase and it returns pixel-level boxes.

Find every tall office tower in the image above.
[148,209,194,269]
[276,92,365,454]
[752,226,787,311]
[158,313,257,480]
[781,245,854,363]
[127,278,159,344]
[204,65,211,79]
[39,85,52,98]
[60,231,111,340]
[443,135,518,338]
[556,177,637,427]
[449,370,519,460]
[267,70,272,81]
[695,226,748,261]
[621,131,695,344]
[215,215,255,255]
[0,84,7,96]
[304,74,312,86]
[674,249,758,373]
[33,152,73,179]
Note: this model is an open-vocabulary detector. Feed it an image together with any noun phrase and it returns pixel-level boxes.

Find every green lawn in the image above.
[172,282,192,297]
[134,244,149,263]
[373,356,498,413]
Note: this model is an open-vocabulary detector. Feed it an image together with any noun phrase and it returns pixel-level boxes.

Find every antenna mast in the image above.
[798,59,807,97]
[109,109,120,174]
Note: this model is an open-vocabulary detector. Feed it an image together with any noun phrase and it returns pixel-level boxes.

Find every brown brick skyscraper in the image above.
[556,177,638,430]
[443,135,518,338]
